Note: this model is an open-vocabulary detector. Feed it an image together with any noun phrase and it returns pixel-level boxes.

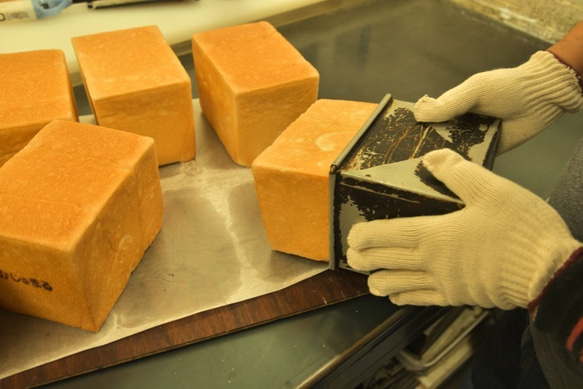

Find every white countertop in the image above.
[1,0,327,83]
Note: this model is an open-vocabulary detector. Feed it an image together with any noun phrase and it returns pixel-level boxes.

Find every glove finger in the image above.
[389,290,448,307]
[348,218,436,250]
[367,270,433,296]
[414,78,480,122]
[347,246,422,272]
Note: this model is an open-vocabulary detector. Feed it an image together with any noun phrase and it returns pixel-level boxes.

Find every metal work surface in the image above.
[44,0,583,388]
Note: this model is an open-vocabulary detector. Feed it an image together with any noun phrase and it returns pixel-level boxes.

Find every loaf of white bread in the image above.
[0,120,163,331]
[0,49,78,168]
[252,99,377,261]
[192,21,319,167]
[72,25,195,166]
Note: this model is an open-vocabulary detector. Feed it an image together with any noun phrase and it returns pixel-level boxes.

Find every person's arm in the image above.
[548,21,583,77]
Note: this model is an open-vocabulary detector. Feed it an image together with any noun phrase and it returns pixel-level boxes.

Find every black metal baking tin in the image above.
[329,94,501,272]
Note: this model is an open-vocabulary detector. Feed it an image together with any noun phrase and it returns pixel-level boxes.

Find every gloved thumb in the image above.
[414,80,478,122]
[422,148,499,205]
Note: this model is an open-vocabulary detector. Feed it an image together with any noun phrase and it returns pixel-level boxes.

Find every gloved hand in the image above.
[346,148,582,309]
[414,51,583,154]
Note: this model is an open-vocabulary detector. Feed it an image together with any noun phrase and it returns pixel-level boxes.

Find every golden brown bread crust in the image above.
[192,21,319,167]
[252,99,377,261]
[72,26,195,166]
[0,50,78,167]
[0,120,163,331]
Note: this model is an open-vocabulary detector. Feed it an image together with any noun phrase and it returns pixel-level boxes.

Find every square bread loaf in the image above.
[0,49,78,168]
[252,99,377,261]
[72,25,195,166]
[0,120,163,331]
[192,21,319,167]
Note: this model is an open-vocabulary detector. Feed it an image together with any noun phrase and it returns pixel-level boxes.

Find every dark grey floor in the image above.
[54,0,581,388]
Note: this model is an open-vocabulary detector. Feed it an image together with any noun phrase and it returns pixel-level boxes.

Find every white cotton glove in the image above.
[346,148,582,309]
[414,51,583,154]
